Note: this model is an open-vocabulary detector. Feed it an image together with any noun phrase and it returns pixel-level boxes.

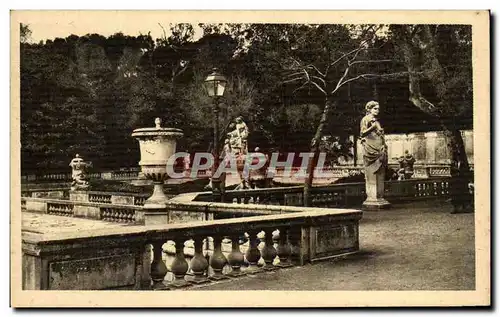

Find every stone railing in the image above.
[21,189,154,207]
[193,177,452,208]
[22,206,362,290]
[70,190,174,206]
[21,166,181,183]
[21,187,68,199]
[23,197,143,224]
[21,163,460,186]
[21,197,219,225]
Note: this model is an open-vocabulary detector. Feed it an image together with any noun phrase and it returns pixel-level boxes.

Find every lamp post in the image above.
[204,68,227,202]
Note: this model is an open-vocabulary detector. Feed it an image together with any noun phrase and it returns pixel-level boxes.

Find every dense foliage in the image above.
[20,23,472,173]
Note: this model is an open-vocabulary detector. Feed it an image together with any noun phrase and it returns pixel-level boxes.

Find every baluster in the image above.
[276,228,293,267]
[226,234,245,277]
[170,238,190,288]
[245,230,262,273]
[189,236,209,284]
[261,229,278,270]
[209,235,228,280]
[150,241,168,290]
[287,227,303,266]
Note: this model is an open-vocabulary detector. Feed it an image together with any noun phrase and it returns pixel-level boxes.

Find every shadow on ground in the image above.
[198,199,475,291]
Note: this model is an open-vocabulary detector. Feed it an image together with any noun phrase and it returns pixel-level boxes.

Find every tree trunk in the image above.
[304,97,332,207]
[442,125,470,172]
[442,122,473,212]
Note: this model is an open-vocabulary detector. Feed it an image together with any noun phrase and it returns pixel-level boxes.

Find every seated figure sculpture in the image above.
[69,154,92,191]
[396,150,416,180]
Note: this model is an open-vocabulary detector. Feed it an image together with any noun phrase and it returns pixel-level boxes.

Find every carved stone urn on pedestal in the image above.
[132,118,183,222]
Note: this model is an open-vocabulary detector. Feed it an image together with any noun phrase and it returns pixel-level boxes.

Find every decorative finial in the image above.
[75,154,80,158]
[155,118,161,128]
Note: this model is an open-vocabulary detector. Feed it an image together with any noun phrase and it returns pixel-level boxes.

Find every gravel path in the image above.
[199,200,475,290]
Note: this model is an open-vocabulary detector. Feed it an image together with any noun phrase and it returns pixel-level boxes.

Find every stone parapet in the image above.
[22,206,362,290]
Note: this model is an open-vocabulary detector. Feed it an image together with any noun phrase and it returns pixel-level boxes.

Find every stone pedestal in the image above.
[362,168,391,211]
[130,171,153,186]
[141,209,170,226]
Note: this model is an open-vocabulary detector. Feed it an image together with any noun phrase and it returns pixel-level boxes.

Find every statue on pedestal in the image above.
[359,101,391,210]
[235,116,249,155]
[69,154,92,191]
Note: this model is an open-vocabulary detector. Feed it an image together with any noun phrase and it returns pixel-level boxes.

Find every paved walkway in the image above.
[199,200,475,290]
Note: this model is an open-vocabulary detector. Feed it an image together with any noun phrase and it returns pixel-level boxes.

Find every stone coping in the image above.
[22,197,145,210]
[190,177,451,201]
[23,195,361,218]
[22,207,362,247]
[71,190,151,197]
[22,187,68,192]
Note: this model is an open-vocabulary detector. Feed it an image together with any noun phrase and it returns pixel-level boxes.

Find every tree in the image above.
[20,23,32,43]
[390,24,473,211]
[270,24,405,206]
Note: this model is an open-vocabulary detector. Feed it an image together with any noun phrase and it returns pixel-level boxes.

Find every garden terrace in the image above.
[22,207,362,290]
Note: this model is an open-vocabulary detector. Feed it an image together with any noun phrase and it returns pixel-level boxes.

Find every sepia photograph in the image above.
[10,10,490,307]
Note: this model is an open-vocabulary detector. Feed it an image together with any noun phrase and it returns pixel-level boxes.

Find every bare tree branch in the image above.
[333,65,352,92]
[349,59,393,66]
[282,77,304,84]
[328,47,361,69]
[292,81,309,94]
[306,64,326,77]
[302,68,311,82]
[331,71,412,95]
[309,80,328,96]
[284,72,305,79]
[158,23,168,41]
[311,75,326,86]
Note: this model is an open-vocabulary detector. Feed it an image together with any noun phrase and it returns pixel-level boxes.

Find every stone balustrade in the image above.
[21,163,462,185]
[22,206,362,290]
[193,177,452,208]
[22,178,452,225]
[21,197,221,225]
[21,187,68,199]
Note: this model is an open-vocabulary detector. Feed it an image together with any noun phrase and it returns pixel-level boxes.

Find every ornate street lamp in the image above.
[204,68,227,202]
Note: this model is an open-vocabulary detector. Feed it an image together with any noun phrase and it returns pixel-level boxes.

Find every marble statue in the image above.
[359,101,391,210]
[227,123,242,155]
[396,150,416,180]
[69,154,92,191]
[235,116,249,155]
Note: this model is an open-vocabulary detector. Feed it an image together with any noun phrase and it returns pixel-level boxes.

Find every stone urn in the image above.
[132,118,183,209]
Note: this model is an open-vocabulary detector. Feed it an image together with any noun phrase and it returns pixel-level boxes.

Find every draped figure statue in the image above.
[359,101,391,210]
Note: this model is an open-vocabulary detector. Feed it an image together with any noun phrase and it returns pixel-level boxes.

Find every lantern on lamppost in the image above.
[204,68,227,201]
